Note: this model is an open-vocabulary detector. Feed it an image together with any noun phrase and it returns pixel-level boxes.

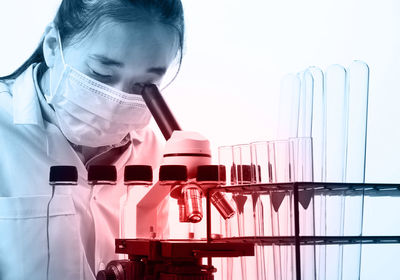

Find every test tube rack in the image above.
[205,182,400,280]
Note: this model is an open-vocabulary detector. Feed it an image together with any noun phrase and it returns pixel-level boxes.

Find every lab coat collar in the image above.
[12,64,45,129]
[129,129,146,143]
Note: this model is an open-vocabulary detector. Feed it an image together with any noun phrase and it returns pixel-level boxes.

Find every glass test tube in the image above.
[297,70,314,138]
[47,166,78,280]
[324,64,364,280]
[306,66,327,280]
[218,146,235,280]
[325,64,348,183]
[87,165,117,273]
[268,140,295,280]
[232,144,255,280]
[307,66,326,183]
[235,143,268,280]
[121,165,153,239]
[290,137,315,280]
[278,74,302,139]
[342,61,369,280]
[250,141,272,280]
[324,65,347,280]
[345,60,369,183]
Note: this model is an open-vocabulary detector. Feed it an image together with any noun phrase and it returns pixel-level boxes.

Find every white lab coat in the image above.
[0,65,164,280]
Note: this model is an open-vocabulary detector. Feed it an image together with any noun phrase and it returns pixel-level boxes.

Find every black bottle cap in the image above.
[196,165,226,183]
[87,165,117,185]
[159,165,187,182]
[124,165,153,184]
[49,166,78,185]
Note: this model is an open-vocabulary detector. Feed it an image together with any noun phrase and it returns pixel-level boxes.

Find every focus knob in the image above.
[96,270,117,280]
[97,260,128,280]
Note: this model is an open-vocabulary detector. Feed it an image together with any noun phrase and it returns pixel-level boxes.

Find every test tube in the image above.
[341,61,369,280]
[290,137,314,183]
[324,65,348,280]
[278,74,301,139]
[268,140,294,280]
[325,65,348,183]
[306,66,327,280]
[120,165,153,239]
[306,66,326,183]
[250,141,272,280]
[232,144,255,225]
[47,166,78,280]
[345,60,369,183]
[218,146,235,280]
[87,165,117,273]
[233,144,258,279]
[290,137,315,280]
[218,145,236,186]
[297,70,314,138]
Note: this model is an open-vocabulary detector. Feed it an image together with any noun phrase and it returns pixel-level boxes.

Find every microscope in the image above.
[96,85,254,280]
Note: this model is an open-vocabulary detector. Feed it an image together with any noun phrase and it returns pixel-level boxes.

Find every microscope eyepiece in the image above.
[141,84,181,140]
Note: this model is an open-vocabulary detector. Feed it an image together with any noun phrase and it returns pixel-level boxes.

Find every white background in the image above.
[1,0,399,279]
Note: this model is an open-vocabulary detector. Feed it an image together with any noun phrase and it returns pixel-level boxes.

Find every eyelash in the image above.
[90,68,112,79]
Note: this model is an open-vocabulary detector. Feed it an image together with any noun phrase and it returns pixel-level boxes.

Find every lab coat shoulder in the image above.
[0,80,14,121]
[0,79,51,197]
[0,80,23,186]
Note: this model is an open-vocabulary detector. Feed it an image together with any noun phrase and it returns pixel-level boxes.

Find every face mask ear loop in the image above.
[45,134,51,157]
[46,31,67,103]
[46,70,53,103]
[57,31,66,66]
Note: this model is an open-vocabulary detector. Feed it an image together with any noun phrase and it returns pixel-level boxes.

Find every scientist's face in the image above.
[44,20,178,94]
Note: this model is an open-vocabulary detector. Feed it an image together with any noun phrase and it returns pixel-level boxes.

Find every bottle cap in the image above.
[87,165,117,185]
[124,165,153,185]
[49,166,78,185]
[196,165,226,183]
[159,165,187,182]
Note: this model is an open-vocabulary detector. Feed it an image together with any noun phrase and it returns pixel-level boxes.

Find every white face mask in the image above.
[46,32,152,147]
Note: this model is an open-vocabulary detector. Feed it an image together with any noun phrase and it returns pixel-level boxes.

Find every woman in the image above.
[0,0,184,279]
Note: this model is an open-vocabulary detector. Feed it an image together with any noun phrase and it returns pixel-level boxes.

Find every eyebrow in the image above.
[90,54,124,67]
[147,67,167,76]
[90,54,167,76]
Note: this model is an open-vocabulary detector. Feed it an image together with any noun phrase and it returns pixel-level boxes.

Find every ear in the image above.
[42,23,60,68]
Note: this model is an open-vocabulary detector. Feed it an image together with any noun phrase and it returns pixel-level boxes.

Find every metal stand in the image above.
[206,182,400,280]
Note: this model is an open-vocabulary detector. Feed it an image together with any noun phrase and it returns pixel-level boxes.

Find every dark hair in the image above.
[0,0,184,81]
